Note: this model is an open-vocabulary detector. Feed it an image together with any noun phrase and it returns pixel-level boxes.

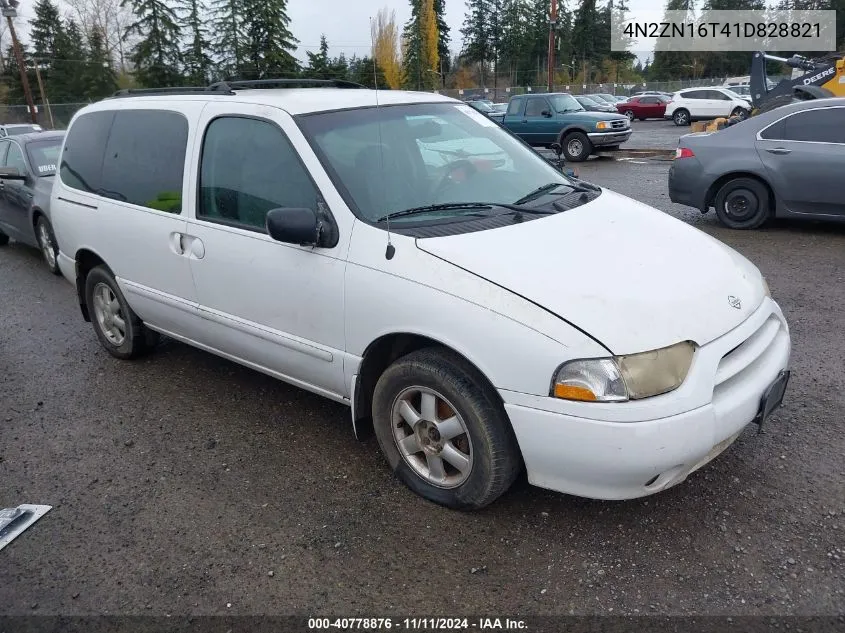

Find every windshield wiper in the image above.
[513,182,571,205]
[376,203,494,223]
[377,202,551,223]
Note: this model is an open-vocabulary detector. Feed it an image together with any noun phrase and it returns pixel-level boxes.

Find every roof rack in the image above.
[209,78,368,90]
[108,78,368,100]
[110,83,235,98]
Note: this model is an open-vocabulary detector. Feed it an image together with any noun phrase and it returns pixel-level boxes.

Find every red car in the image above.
[616,95,669,121]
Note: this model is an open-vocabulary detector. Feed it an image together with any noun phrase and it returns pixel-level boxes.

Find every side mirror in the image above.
[0,166,26,180]
[266,207,322,246]
[541,109,553,118]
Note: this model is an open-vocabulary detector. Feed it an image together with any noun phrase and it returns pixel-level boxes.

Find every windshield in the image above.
[298,102,577,224]
[25,138,62,175]
[548,94,584,113]
[577,96,601,108]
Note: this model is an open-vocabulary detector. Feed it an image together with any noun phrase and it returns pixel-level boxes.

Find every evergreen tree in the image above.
[648,0,695,81]
[572,0,599,81]
[403,0,440,90]
[29,0,63,62]
[84,27,118,98]
[178,0,213,85]
[349,55,386,89]
[210,0,243,78]
[52,19,88,100]
[330,53,349,80]
[460,0,491,84]
[240,0,299,79]
[121,0,184,87]
[305,35,331,79]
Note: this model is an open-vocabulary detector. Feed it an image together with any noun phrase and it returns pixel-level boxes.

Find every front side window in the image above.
[26,138,63,176]
[298,102,581,225]
[198,116,321,231]
[100,110,188,212]
[506,98,524,116]
[60,111,115,194]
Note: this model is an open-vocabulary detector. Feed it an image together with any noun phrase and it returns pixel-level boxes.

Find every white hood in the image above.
[416,190,764,355]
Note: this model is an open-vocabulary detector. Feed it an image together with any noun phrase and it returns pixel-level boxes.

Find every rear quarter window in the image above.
[60,111,115,194]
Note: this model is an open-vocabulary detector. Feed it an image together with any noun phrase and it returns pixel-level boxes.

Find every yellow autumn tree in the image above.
[371,8,403,89]
[420,0,439,90]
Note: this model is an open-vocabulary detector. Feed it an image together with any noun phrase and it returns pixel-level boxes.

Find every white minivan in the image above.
[50,81,791,509]
[665,87,752,125]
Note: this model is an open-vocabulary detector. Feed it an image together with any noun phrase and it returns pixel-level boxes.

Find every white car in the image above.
[50,81,791,509]
[665,87,752,126]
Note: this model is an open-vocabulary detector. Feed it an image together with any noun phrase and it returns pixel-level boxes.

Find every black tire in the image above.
[84,265,160,359]
[561,131,592,162]
[673,109,690,126]
[714,177,771,230]
[731,107,749,120]
[0,231,8,246]
[35,215,61,275]
[372,348,521,510]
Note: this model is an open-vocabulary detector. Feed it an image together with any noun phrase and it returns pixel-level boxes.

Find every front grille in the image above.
[611,120,628,130]
[714,315,782,390]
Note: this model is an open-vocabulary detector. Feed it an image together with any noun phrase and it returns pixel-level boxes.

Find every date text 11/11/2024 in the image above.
[623,21,821,39]
[307,617,528,630]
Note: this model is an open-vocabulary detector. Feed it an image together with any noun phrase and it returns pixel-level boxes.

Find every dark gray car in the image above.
[668,98,845,229]
[0,131,65,273]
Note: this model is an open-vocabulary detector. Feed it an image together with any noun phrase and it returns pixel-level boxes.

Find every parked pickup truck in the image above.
[491,92,632,161]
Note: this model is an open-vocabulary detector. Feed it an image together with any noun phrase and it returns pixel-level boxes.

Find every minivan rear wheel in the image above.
[85,265,160,359]
[372,348,521,510]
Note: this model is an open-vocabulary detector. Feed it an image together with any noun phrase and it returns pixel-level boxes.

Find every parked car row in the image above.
[1,81,792,511]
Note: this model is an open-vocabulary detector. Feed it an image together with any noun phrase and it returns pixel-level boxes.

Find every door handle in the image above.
[188,237,205,260]
[170,232,185,255]
[765,147,791,155]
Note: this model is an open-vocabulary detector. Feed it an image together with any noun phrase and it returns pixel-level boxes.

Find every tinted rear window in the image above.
[26,138,63,175]
[60,111,114,193]
[100,110,188,212]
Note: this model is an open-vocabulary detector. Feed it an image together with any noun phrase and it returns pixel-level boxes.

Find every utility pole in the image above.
[1,0,37,124]
[547,0,557,92]
[33,61,53,129]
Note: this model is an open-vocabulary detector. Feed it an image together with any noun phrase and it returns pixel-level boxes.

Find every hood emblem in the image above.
[728,296,742,310]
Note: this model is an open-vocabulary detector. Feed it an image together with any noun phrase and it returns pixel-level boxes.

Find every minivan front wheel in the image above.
[372,348,521,510]
[85,266,159,359]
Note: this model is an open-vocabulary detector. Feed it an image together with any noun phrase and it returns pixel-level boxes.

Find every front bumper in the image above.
[587,129,632,146]
[502,300,791,500]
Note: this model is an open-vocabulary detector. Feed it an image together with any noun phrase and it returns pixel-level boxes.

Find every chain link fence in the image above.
[437,77,776,102]
[0,102,91,130]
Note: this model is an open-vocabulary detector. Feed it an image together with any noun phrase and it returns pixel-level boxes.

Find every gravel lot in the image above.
[1,157,843,620]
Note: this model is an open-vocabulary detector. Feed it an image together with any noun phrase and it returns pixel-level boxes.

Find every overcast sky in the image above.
[8,0,666,63]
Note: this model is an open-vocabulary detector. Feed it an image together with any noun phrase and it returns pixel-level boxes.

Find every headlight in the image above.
[551,341,696,402]
[596,121,610,130]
